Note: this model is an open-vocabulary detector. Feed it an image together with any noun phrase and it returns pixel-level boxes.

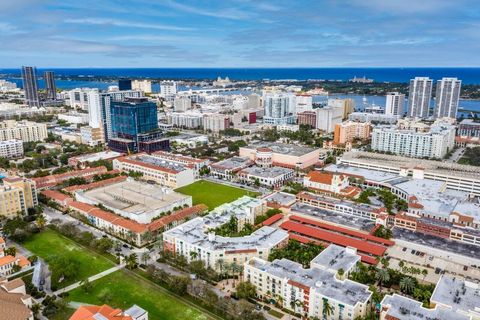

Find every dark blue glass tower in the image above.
[118,79,132,91]
[108,97,169,153]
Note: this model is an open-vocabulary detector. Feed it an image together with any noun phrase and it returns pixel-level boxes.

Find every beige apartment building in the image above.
[333,121,371,145]
[0,177,38,218]
[0,120,48,142]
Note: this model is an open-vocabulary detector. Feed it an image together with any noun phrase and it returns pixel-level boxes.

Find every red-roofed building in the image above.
[32,166,108,189]
[40,190,73,210]
[304,171,361,199]
[69,304,148,320]
[63,175,127,193]
[113,154,195,188]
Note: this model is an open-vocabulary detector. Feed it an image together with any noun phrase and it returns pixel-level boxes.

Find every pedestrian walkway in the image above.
[53,264,125,295]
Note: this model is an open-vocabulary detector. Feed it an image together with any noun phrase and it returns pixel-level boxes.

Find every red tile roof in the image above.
[305,171,334,185]
[33,166,108,188]
[261,214,283,226]
[41,190,73,202]
[63,175,127,193]
[290,215,395,246]
[69,305,133,320]
[280,220,387,256]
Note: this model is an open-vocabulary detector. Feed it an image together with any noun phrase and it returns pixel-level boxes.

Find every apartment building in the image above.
[131,80,152,93]
[163,197,289,270]
[0,177,38,217]
[316,106,344,132]
[371,123,455,159]
[245,245,372,320]
[333,121,371,145]
[0,277,33,320]
[0,140,23,159]
[113,154,195,188]
[348,112,399,124]
[328,98,354,119]
[168,111,203,129]
[203,113,230,132]
[0,120,48,142]
[385,92,405,116]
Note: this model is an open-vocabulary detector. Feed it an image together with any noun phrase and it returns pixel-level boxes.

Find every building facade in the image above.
[0,140,23,159]
[333,121,371,145]
[385,92,405,116]
[43,71,56,101]
[263,93,296,125]
[371,123,455,159]
[0,120,48,142]
[21,66,40,107]
[434,77,461,119]
[408,77,432,118]
[0,177,38,218]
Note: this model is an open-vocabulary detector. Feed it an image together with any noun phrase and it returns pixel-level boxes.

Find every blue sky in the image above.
[0,0,479,67]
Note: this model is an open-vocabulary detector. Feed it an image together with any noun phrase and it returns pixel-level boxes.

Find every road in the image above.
[446,147,465,163]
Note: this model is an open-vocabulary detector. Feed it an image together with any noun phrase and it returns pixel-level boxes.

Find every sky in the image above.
[0,0,479,68]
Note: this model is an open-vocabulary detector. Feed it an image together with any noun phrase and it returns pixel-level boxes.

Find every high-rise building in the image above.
[118,79,132,91]
[315,106,343,132]
[263,93,296,124]
[328,98,355,119]
[160,81,178,96]
[333,121,371,145]
[433,77,461,119]
[108,97,168,153]
[44,71,56,101]
[385,92,405,116]
[131,79,152,93]
[408,77,432,118]
[21,66,40,107]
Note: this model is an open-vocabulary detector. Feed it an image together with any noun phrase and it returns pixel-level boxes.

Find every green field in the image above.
[66,270,215,320]
[23,230,114,288]
[176,180,259,210]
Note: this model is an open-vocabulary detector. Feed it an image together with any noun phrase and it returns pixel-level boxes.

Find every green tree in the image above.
[376,269,390,290]
[400,277,416,294]
[4,246,16,256]
[236,281,257,300]
[125,253,138,270]
[322,299,333,319]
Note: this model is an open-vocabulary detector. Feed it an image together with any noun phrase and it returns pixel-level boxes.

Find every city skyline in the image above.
[1,0,479,68]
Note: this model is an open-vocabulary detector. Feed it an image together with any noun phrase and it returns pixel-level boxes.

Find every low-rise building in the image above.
[239,141,320,170]
[113,154,195,188]
[237,166,294,188]
[203,113,230,132]
[0,278,33,320]
[68,151,124,168]
[348,112,399,124]
[303,171,361,198]
[151,151,209,178]
[58,112,89,125]
[458,119,480,138]
[0,237,31,276]
[75,178,192,224]
[245,245,372,319]
[163,196,288,270]
[0,140,23,159]
[70,304,148,320]
[210,156,253,180]
[32,166,108,189]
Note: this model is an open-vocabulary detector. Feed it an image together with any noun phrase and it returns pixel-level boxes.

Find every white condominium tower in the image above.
[434,77,461,119]
[408,77,432,118]
[263,92,296,124]
[385,92,405,116]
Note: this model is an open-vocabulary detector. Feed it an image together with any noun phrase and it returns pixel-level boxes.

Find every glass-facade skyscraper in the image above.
[108,97,168,153]
[21,66,40,107]
[44,71,57,101]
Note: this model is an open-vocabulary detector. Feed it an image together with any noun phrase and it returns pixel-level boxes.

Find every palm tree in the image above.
[376,269,390,290]
[125,253,138,270]
[422,269,428,280]
[215,258,225,279]
[400,277,416,294]
[322,299,333,319]
[36,215,46,229]
[189,251,198,261]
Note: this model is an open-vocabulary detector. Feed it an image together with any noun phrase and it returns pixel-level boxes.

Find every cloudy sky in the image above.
[1,0,479,67]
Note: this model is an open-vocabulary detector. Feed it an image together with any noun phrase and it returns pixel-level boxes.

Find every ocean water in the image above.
[1,67,480,84]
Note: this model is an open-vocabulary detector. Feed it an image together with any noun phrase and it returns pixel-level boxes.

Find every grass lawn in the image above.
[66,270,215,320]
[176,180,259,210]
[23,229,114,288]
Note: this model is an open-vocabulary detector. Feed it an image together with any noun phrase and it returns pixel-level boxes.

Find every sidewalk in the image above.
[53,264,125,296]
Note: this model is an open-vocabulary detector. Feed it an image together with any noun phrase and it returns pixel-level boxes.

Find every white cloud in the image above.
[161,0,251,20]
[64,18,193,31]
